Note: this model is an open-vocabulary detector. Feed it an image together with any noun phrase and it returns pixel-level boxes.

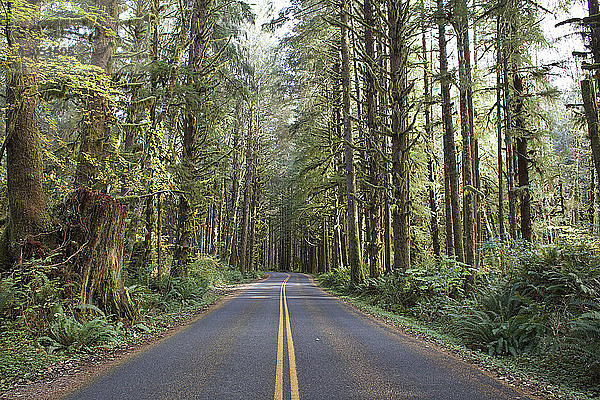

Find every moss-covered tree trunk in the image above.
[389,0,411,272]
[172,0,212,274]
[340,0,363,283]
[76,0,117,188]
[2,0,49,267]
[69,188,133,318]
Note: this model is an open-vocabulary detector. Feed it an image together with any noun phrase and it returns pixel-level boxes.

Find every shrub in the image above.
[451,285,546,356]
[38,304,118,353]
[319,267,351,291]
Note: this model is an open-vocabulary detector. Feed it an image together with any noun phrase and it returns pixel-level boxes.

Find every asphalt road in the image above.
[64,272,533,400]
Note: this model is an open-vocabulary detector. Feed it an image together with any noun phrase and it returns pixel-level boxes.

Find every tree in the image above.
[3,0,48,265]
[340,0,363,283]
[437,0,464,262]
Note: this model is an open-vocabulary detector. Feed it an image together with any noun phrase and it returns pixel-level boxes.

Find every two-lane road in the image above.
[64,273,532,400]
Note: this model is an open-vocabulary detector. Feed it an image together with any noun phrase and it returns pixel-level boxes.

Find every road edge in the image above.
[305,273,588,400]
[1,274,269,400]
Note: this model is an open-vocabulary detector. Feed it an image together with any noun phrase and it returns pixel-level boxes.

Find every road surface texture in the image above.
[64,272,533,400]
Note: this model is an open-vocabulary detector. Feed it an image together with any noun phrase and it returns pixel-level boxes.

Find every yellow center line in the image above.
[283,276,300,400]
[274,277,286,400]
[274,274,300,400]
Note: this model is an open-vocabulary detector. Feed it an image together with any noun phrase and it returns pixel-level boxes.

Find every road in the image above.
[64,272,532,400]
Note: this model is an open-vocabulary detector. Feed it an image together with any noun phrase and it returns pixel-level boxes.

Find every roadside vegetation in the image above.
[0,257,261,393]
[318,238,600,399]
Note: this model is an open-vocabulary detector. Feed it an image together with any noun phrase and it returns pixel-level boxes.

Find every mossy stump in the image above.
[68,188,133,319]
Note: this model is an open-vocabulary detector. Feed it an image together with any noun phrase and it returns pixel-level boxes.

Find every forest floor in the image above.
[316,278,599,400]
[0,275,266,400]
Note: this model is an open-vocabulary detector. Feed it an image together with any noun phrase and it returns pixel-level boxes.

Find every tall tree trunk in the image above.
[514,72,531,241]
[437,0,464,262]
[76,0,117,188]
[173,0,211,275]
[365,0,381,277]
[142,0,161,278]
[340,0,363,283]
[239,108,254,273]
[496,16,505,240]
[3,0,48,266]
[454,0,475,268]
[582,79,600,194]
[389,0,411,271]
[503,36,518,240]
[423,29,441,259]
[227,110,242,266]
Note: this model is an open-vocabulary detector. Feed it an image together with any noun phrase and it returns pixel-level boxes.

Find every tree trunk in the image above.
[514,72,531,241]
[340,0,363,283]
[239,108,254,273]
[582,79,600,194]
[437,0,464,262]
[389,0,411,272]
[69,188,133,318]
[173,0,211,274]
[3,0,48,266]
[76,0,117,189]
[423,29,441,259]
[502,29,518,240]
[365,0,381,277]
[455,0,475,267]
[496,16,505,240]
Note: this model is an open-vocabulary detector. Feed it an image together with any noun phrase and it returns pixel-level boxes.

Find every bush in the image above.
[451,285,546,356]
[38,304,119,353]
[319,267,351,291]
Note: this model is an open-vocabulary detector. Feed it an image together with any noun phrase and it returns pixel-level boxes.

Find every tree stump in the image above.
[67,188,133,318]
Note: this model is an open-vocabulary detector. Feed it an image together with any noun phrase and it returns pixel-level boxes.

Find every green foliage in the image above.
[451,285,546,356]
[319,267,351,291]
[38,304,119,354]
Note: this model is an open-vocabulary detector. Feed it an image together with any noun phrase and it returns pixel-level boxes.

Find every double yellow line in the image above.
[274,274,299,400]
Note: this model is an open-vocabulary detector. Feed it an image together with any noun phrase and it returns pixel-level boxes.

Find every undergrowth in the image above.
[0,256,262,392]
[318,240,600,399]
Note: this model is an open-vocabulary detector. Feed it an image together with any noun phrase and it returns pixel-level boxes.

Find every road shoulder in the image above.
[309,274,592,400]
[1,275,267,400]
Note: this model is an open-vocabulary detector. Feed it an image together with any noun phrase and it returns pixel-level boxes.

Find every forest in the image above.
[0,0,599,398]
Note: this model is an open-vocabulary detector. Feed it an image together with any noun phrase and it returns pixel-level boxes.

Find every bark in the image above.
[389,0,411,272]
[437,0,464,262]
[514,72,531,241]
[340,0,363,283]
[365,0,381,277]
[156,193,163,278]
[68,188,133,318]
[582,79,600,191]
[76,0,117,188]
[239,108,254,273]
[496,16,505,240]
[454,0,475,267]
[227,109,242,266]
[3,0,48,266]
[173,0,211,274]
[503,41,518,240]
[588,0,600,90]
[423,29,441,259]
